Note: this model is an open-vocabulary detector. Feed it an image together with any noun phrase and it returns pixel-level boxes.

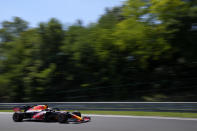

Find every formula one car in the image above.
[12,105,91,123]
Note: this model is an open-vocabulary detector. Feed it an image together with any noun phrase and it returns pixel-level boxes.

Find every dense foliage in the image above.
[0,0,197,102]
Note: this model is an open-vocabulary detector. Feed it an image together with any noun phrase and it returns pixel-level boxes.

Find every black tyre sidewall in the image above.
[13,113,23,122]
[58,113,68,123]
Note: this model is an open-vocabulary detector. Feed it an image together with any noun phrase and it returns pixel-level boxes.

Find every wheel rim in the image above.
[13,114,19,121]
[59,115,64,121]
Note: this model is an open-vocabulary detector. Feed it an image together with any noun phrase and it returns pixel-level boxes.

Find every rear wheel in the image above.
[13,113,24,122]
[58,113,68,123]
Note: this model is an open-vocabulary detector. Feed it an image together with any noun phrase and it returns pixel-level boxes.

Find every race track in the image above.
[1,113,197,131]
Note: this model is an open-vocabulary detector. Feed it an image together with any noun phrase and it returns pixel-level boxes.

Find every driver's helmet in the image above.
[44,104,48,109]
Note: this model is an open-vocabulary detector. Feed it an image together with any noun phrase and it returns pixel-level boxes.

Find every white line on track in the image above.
[1,112,197,121]
[85,114,197,121]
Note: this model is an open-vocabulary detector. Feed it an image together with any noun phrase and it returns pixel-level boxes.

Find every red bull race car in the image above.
[12,105,91,123]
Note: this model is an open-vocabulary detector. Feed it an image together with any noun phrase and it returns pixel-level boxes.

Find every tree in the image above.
[0,17,28,42]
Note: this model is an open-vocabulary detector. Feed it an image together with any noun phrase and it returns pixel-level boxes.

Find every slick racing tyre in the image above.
[13,113,24,122]
[72,111,81,117]
[58,113,68,123]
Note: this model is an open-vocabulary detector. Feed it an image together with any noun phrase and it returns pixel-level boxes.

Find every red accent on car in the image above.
[83,117,91,121]
[32,112,44,120]
[28,105,47,111]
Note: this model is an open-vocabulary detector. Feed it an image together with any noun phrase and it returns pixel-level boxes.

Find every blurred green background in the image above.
[0,0,197,102]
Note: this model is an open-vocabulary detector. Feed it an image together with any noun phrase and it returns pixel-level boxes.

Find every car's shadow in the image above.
[22,120,84,124]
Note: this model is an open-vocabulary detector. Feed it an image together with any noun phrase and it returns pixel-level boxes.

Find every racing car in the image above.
[12,105,91,123]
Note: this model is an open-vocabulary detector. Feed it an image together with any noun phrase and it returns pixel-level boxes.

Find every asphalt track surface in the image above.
[1,113,197,131]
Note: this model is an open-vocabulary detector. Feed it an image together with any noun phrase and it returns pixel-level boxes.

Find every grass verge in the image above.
[80,110,197,118]
[1,110,197,118]
[0,110,13,112]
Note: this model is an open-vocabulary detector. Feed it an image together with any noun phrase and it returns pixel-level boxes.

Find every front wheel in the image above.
[58,113,68,123]
[13,113,24,122]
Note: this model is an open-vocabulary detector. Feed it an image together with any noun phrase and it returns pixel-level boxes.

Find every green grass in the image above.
[80,110,197,118]
[0,110,13,112]
[1,110,197,118]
